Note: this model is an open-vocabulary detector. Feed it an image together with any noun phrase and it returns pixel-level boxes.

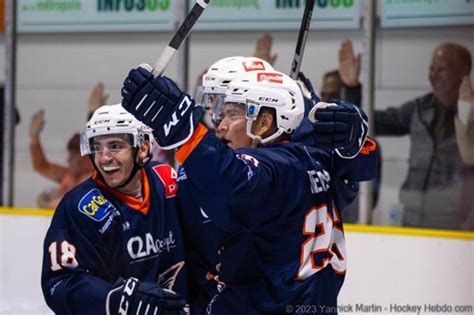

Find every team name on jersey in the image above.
[307,169,331,194]
[127,231,176,261]
[78,189,115,221]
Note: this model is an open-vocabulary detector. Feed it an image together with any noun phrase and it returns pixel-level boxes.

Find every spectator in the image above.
[321,39,382,223]
[30,82,107,208]
[30,111,93,208]
[372,43,472,230]
[87,81,109,119]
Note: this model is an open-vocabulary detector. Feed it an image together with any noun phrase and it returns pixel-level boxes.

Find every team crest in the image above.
[78,189,116,221]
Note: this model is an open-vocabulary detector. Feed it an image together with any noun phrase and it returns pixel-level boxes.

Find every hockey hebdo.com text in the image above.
[284,303,473,314]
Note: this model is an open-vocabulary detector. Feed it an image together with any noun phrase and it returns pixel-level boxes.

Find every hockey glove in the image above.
[309,101,368,159]
[121,64,203,149]
[106,277,186,315]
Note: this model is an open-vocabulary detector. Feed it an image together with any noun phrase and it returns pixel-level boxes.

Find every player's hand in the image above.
[254,32,277,66]
[106,277,186,315]
[309,101,368,159]
[88,82,109,115]
[29,110,45,140]
[121,64,203,149]
[338,39,360,88]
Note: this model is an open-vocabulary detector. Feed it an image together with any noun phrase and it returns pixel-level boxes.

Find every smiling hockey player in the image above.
[41,104,188,315]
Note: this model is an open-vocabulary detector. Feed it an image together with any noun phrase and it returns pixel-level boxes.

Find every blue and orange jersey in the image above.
[174,124,377,314]
[41,162,188,314]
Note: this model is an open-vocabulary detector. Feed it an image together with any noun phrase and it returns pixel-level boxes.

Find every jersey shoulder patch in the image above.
[77,188,116,221]
[153,164,178,198]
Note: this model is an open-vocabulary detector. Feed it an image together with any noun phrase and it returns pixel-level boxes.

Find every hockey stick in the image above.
[289,0,315,79]
[152,0,210,76]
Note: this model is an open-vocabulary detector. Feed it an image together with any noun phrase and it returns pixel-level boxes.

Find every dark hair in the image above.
[323,70,341,81]
[67,133,81,153]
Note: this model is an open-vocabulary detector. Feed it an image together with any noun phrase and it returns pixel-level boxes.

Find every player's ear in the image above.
[137,140,150,161]
[252,110,275,138]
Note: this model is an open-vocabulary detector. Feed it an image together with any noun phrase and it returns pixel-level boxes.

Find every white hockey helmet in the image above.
[80,104,154,156]
[199,56,274,126]
[225,70,305,145]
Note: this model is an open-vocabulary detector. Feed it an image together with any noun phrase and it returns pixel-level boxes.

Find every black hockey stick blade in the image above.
[289,0,315,79]
[152,0,210,76]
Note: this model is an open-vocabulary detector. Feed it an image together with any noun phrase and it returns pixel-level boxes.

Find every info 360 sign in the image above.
[17,0,360,33]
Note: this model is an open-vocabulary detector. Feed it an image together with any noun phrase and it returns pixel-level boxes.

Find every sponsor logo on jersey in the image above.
[78,189,115,221]
[243,61,266,72]
[98,211,121,234]
[127,231,176,262]
[153,165,178,198]
[257,72,283,84]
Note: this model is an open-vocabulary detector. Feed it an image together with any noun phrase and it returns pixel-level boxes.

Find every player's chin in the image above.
[100,172,125,188]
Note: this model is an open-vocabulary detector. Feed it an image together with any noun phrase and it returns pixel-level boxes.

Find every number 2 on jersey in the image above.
[297,203,346,280]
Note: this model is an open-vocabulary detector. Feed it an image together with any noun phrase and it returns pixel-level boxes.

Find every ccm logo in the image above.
[259,96,278,103]
[243,61,266,71]
[257,72,283,83]
[163,96,193,137]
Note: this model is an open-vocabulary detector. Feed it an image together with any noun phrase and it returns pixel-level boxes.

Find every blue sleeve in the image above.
[41,196,113,315]
[180,133,278,231]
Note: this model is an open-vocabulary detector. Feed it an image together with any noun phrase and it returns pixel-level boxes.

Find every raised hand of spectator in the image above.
[338,39,360,88]
[88,82,108,115]
[30,110,45,141]
[254,33,277,66]
[458,76,474,125]
[459,76,474,104]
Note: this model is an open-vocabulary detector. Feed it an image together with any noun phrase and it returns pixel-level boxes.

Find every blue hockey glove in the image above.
[121,64,203,149]
[309,101,368,159]
[106,277,186,315]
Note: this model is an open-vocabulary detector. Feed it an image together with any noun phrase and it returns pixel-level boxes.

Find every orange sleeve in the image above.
[175,123,208,164]
[360,136,377,155]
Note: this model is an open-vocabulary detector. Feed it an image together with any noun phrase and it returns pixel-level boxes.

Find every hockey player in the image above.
[197,56,274,132]
[181,55,372,313]
[121,65,377,314]
[41,104,188,315]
